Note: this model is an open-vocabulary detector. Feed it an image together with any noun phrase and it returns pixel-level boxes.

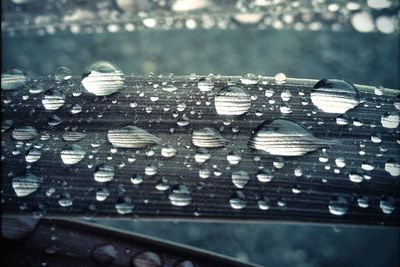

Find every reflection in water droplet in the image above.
[1,68,30,90]
[311,78,359,113]
[230,191,246,209]
[108,125,161,148]
[249,119,335,156]
[197,77,214,92]
[42,89,66,110]
[81,61,125,96]
[231,170,250,188]
[131,251,161,267]
[192,127,226,148]
[61,144,86,165]
[25,148,41,163]
[169,185,191,206]
[12,126,38,141]
[12,172,43,197]
[215,85,251,116]
[381,113,399,129]
[94,164,115,182]
[115,197,134,214]
[329,196,348,216]
[380,196,395,214]
[91,244,117,265]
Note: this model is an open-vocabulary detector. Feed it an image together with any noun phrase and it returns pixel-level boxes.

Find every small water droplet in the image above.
[380,196,395,214]
[249,119,335,156]
[81,61,125,96]
[335,157,346,168]
[240,73,258,85]
[280,90,292,101]
[329,196,348,216]
[131,175,144,185]
[42,89,66,110]
[227,151,241,165]
[357,195,370,208]
[214,85,251,116]
[194,148,211,163]
[274,73,286,84]
[96,187,110,201]
[71,104,82,115]
[94,164,115,182]
[384,159,400,176]
[349,171,364,183]
[12,126,38,141]
[25,147,41,163]
[54,67,72,82]
[61,144,86,165]
[91,244,117,265]
[115,196,134,214]
[197,77,214,92]
[62,131,87,142]
[161,145,176,158]
[162,84,178,92]
[155,177,169,191]
[311,78,359,113]
[131,251,161,267]
[169,185,191,206]
[381,113,399,129]
[108,125,161,148]
[12,172,43,197]
[229,191,246,209]
[199,168,211,179]
[258,196,271,210]
[58,194,73,207]
[257,169,273,182]
[231,170,250,188]
[145,164,157,176]
[192,127,226,148]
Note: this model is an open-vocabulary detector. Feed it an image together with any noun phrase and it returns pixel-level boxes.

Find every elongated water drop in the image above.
[81,61,125,96]
[12,172,43,197]
[192,127,226,148]
[108,125,161,148]
[1,68,30,90]
[249,119,336,156]
[214,85,251,116]
[12,126,38,141]
[94,164,115,182]
[61,144,86,165]
[62,131,87,142]
[168,185,191,206]
[311,78,359,114]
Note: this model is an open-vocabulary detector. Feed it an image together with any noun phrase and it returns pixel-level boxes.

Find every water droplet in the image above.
[161,145,176,158]
[240,73,258,85]
[258,196,271,210]
[328,196,348,216]
[274,73,286,84]
[249,119,335,156]
[227,151,241,165]
[229,191,246,209]
[335,157,346,168]
[1,68,30,90]
[62,131,87,142]
[162,84,178,92]
[54,67,72,82]
[58,194,73,207]
[91,244,117,265]
[131,251,161,267]
[380,196,395,214]
[192,127,226,148]
[257,169,273,182]
[361,161,375,171]
[61,144,86,165]
[42,89,66,110]
[1,119,13,133]
[198,168,211,179]
[351,12,374,33]
[155,177,169,191]
[108,125,161,148]
[12,172,43,197]
[71,104,82,115]
[96,188,110,201]
[25,147,41,163]
[197,77,214,92]
[115,197,134,214]
[349,171,364,183]
[145,164,157,176]
[12,126,38,141]
[176,260,194,267]
[131,175,144,185]
[311,78,359,113]
[214,85,251,116]
[231,170,250,188]
[94,164,115,182]
[280,90,292,101]
[381,113,399,129]
[384,159,400,176]
[194,148,211,163]
[169,185,191,206]
[81,61,125,96]
[48,114,63,126]
[357,196,369,208]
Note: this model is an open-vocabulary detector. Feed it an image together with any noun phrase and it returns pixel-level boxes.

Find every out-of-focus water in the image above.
[2,28,399,267]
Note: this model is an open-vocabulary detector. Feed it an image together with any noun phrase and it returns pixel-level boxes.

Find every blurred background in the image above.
[2,20,399,267]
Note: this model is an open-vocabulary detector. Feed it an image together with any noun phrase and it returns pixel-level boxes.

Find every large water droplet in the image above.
[1,68,30,90]
[214,85,251,116]
[192,127,226,148]
[108,125,161,148]
[381,113,399,129]
[81,61,125,96]
[169,185,191,206]
[249,119,336,156]
[12,172,43,197]
[229,191,246,209]
[384,159,400,176]
[131,251,161,267]
[91,244,117,265]
[231,170,250,188]
[94,164,115,182]
[12,126,38,141]
[115,197,134,214]
[328,196,348,216]
[311,78,359,113]
[61,144,86,165]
